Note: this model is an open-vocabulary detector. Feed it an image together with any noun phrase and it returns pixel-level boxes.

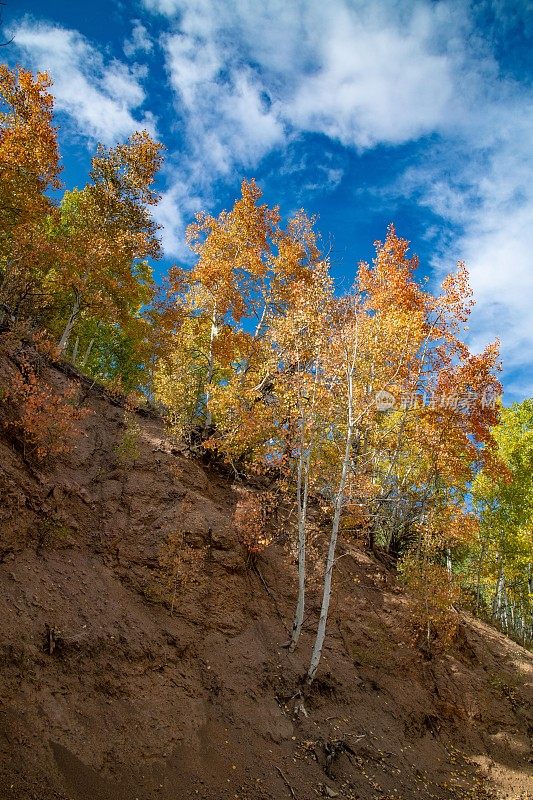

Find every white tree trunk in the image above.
[81,337,94,367]
[475,541,487,615]
[204,303,218,429]
[58,291,81,354]
[492,564,504,623]
[445,547,452,577]
[289,348,321,653]
[307,364,354,684]
[289,439,310,651]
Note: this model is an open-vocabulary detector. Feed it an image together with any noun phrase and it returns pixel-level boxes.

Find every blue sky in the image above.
[3,0,532,401]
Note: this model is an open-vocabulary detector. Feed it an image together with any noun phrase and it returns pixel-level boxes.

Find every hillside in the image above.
[0,350,532,800]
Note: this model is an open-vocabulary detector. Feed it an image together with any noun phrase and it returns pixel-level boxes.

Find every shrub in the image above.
[233,487,275,555]
[115,410,141,465]
[399,554,461,653]
[2,352,87,461]
[158,530,209,612]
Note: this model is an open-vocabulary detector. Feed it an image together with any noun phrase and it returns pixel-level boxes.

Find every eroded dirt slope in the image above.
[0,351,532,800]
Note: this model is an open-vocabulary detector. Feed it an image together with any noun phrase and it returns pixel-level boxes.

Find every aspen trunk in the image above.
[289,440,310,652]
[475,543,486,615]
[71,336,79,365]
[445,547,452,577]
[81,337,95,367]
[492,565,504,623]
[307,365,354,684]
[205,303,217,429]
[58,291,81,354]
[289,349,321,653]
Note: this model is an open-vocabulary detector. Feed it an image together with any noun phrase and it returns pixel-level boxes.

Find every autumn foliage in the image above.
[399,555,461,653]
[1,64,529,674]
[2,349,87,461]
[233,487,275,555]
[0,67,161,392]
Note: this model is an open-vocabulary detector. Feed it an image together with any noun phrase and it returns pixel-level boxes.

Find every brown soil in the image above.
[0,349,532,800]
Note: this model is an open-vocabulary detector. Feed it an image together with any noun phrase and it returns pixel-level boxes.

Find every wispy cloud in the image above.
[398,84,533,395]
[154,1,459,170]
[154,178,204,261]
[145,0,461,268]
[11,19,156,144]
[163,28,284,175]
[123,20,153,58]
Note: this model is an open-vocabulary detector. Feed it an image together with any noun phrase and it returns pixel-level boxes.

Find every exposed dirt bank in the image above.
[1,350,531,799]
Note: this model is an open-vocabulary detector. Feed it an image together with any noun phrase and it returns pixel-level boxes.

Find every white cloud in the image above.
[164,30,222,108]
[162,31,283,174]
[12,20,156,144]
[142,0,465,262]
[102,60,146,106]
[215,71,284,165]
[447,172,533,393]
[154,179,203,260]
[156,0,459,170]
[283,4,454,148]
[123,20,153,58]
[398,87,533,393]
[141,0,183,15]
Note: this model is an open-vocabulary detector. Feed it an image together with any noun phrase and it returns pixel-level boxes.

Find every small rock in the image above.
[78,487,91,504]
[324,786,339,798]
